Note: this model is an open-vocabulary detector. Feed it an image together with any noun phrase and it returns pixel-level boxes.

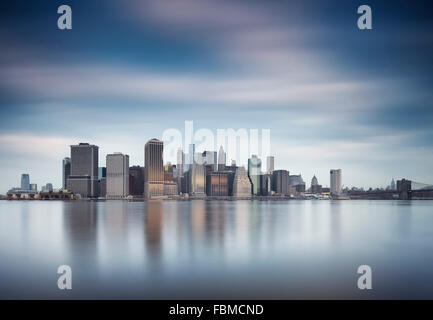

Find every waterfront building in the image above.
[248,155,262,196]
[330,169,342,195]
[206,172,229,196]
[232,166,252,198]
[272,170,289,195]
[185,163,206,197]
[129,166,144,196]
[144,139,164,199]
[30,183,37,191]
[45,183,53,192]
[62,158,71,189]
[67,143,99,198]
[106,152,129,199]
[21,174,30,191]
[260,173,272,196]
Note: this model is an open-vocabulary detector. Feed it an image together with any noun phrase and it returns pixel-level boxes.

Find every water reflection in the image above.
[1,200,433,299]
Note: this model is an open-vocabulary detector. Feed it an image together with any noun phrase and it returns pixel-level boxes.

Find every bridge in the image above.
[348,179,433,200]
[398,179,433,200]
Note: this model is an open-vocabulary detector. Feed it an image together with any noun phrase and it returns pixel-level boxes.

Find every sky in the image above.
[1,0,433,193]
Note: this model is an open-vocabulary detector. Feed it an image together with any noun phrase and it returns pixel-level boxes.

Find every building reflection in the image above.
[62,201,99,269]
[145,201,163,264]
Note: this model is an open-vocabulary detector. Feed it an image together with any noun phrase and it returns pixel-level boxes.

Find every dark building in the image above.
[144,139,164,198]
[67,143,99,198]
[129,166,144,196]
[62,158,71,190]
[206,172,229,196]
[272,170,289,195]
[98,167,106,180]
[260,174,272,196]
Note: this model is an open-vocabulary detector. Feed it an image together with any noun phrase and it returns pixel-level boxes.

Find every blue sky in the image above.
[1,0,433,192]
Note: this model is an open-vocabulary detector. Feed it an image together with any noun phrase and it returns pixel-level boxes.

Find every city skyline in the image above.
[1,1,433,193]
[5,138,402,196]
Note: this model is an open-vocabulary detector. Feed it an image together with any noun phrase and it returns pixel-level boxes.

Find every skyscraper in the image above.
[272,170,289,195]
[390,178,396,190]
[144,139,164,199]
[186,163,206,197]
[202,151,217,171]
[266,156,274,174]
[62,158,71,189]
[218,146,226,171]
[232,166,252,198]
[21,174,30,191]
[248,155,262,195]
[67,143,99,198]
[129,166,144,196]
[330,169,342,195]
[106,152,129,199]
[177,148,184,176]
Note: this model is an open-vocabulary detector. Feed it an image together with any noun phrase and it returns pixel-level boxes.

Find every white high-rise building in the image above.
[330,169,342,195]
[266,156,274,173]
[218,146,226,171]
[106,152,129,199]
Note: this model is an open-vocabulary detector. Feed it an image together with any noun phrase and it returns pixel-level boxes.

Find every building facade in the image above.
[67,143,99,198]
[129,166,144,196]
[266,156,274,174]
[106,152,129,199]
[330,169,342,195]
[206,172,229,196]
[248,155,262,196]
[21,174,30,191]
[232,166,252,198]
[62,158,71,190]
[272,170,289,195]
[144,139,164,199]
[218,146,226,171]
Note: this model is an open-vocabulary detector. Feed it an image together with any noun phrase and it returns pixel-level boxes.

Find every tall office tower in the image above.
[177,148,184,176]
[330,169,342,195]
[62,158,71,189]
[188,143,195,167]
[248,155,262,195]
[311,175,318,187]
[67,143,99,198]
[202,151,217,171]
[186,163,206,196]
[266,156,274,174]
[390,178,396,190]
[260,174,272,196]
[45,183,53,192]
[218,146,226,171]
[144,139,164,199]
[129,166,144,196]
[232,167,252,198]
[106,153,129,199]
[310,175,322,194]
[21,174,30,190]
[272,170,289,195]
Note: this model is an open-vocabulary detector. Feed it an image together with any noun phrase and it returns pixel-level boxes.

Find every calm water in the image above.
[0,200,433,299]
